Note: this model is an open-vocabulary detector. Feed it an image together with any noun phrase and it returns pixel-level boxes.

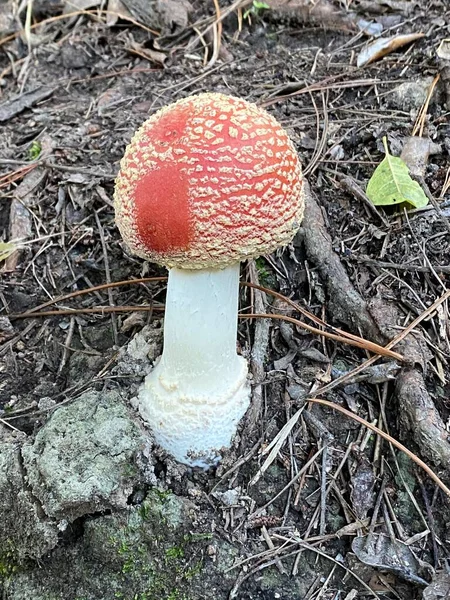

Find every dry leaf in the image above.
[127,41,167,65]
[120,0,192,32]
[357,0,416,15]
[0,0,16,36]
[352,534,431,586]
[63,0,101,11]
[0,316,14,343]
[0,240,22,262]
[400,136,431,178]
[423,572,450,600]
[357,32,425,67]
[350,460,375,520]
[106,0,133,26]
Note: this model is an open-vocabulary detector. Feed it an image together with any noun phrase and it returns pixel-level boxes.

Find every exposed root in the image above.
[300,182,450,470]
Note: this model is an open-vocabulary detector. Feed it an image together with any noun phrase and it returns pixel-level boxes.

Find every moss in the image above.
[0,539,19,582]
[255,257,276,289]
[105,490,204,600]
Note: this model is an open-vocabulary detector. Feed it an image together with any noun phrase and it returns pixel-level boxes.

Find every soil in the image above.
[1,1,450,599]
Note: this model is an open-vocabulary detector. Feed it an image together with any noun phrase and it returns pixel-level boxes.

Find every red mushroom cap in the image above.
[114,92,304,269]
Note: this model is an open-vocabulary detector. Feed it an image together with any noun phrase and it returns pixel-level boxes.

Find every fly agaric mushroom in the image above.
[114,92,304,467]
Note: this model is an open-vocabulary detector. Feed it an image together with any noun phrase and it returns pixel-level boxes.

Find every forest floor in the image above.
[0,0,450,599]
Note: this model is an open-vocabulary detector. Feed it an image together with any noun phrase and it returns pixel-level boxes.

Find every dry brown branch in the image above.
[299,181,384,342]
[301,183,450,472]
[308,398,450,499]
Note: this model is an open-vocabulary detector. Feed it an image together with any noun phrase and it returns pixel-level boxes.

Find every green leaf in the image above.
[244,0,270,19]
[366,137,429,209]
[0,240,21,262]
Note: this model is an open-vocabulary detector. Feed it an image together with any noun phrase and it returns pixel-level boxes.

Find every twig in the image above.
[251,446,325,515]
[0,9,158,48]
[315,287,450,395]
[8,279,403,360]
[319,441,328,536]
[308,398,450,499]
[94,211,118,346]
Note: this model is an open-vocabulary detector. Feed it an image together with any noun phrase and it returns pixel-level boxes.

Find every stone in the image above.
[21,390,147,521]
[387,80,434,111]
[3,490,233,600]
[0,427,59,562]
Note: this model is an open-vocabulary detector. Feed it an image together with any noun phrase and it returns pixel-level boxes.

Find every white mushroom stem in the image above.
[138,264,251,468]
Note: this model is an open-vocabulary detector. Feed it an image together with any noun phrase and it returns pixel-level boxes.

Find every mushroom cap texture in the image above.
[114,92,304,269]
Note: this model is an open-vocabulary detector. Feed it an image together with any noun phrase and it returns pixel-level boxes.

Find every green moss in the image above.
[27,140,42,160]
[165,547,185,560]
[0,539,19,581]
[255,258,276,289]
[106,490,204,600]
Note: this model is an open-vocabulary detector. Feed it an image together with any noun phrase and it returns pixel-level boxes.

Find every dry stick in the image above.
[319,442,328,536]
[251,446,325,515]
[308,398,450,499]
[207,0,223,68]
[0,9,158,48]
[9,304,401,361]
[6,297,448,499]
[8,279,402,360]
[242,281,401,358]
[260,77,382,108]
[412,74,440,137]
[94,212,118,345]
[416,472,440,568]
[242,314,401,360]
[10,277,167,316]
[9,306,161,318]
[9,274,387,351]
[315,288,450,396]
[245,261,270,435]
[349,254,450,275]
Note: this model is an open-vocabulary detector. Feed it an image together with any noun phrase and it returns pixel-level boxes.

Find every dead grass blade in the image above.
[9,278,402,361]
[308,398,450,499]
[316,288,450,395]
[0,9,158,48]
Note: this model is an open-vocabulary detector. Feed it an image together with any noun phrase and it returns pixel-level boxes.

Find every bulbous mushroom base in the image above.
[138,358,251,468]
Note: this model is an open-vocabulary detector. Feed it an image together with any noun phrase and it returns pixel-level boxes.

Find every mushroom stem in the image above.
[138,264,251,467]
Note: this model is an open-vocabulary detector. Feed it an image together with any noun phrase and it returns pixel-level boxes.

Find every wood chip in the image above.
[0,86,56,122]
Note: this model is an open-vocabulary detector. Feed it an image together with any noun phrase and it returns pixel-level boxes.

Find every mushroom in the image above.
[114,92,304,467]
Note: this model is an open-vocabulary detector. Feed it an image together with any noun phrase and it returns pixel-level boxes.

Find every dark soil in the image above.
[1,0,450,598]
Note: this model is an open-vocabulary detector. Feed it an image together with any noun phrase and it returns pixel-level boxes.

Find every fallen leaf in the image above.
[127,41,167,65]
[0,0,16,36]
[357,32,424,67]
[436,39,450,61]
[63,0,101,11]
[400,136,431,178]
[350,460,375,520]
[366,137,429,208]
[0,86,56,122]
[106,0,132,26]
[423,572,450,600]
[0,316,14,343]
[120,0,192,32]
[357,0,416,16]
[357,19,383,36]
[0,240,22,262]
[352,533,431,586]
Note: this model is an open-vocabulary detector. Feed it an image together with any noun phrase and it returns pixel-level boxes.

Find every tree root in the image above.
[300,182,450,469]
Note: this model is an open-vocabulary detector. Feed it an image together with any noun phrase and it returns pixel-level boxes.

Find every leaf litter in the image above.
[0,1,449,598]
